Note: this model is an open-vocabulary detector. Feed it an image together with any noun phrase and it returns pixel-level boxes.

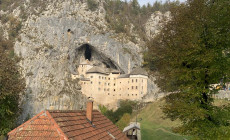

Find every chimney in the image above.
[86,101,93,122]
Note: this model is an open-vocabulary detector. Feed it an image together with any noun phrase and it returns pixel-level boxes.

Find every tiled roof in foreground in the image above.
[8,110,128,140]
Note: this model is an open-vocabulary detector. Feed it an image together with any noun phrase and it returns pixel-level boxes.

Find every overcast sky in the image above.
[137,0,186,6]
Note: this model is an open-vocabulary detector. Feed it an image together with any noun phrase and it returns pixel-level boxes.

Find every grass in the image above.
[131,99,191,140]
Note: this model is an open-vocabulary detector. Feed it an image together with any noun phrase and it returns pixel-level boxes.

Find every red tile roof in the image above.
[8,110,128,140]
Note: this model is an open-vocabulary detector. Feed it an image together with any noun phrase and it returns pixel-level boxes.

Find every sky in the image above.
[137,0,186,6]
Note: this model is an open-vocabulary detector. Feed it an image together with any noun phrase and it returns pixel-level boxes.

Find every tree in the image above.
[0,37,25,135]
[144,0,230,139]
[116,113,131,130]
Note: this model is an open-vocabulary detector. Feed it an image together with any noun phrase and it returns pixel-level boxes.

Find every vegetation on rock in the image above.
[103,0,179,41]
[99,100,136,125]
[144,0,230,139]
[0,36,25,135]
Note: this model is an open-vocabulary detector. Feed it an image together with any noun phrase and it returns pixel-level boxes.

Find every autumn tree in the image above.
[144,0,230,139]
[0,36,25,135]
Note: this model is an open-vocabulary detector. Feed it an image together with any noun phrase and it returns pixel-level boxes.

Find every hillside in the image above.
[132,99,191,140]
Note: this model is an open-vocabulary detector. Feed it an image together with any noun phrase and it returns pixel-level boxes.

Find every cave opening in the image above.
[84,44,92,61]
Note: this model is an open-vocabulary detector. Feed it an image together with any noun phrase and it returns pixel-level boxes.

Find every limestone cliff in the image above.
[0,0,168,122]
[145,11,171,39]
[0,0,144,122]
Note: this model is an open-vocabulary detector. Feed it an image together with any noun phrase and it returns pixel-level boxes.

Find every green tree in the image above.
[144,0,230,139]
[0,37,25,135]
[116,113,131,130]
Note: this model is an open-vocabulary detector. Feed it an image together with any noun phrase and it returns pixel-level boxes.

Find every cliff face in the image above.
[145,11,171,39]
[0,0,169,122]
[3,0,143,121]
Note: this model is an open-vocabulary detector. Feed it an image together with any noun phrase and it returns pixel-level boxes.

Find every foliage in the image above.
[116,113,131,130]
[87,0,99,11]
[144,0,230,139]
[99,100,136,124]
[103,0,179,41]
[0,37,25,135]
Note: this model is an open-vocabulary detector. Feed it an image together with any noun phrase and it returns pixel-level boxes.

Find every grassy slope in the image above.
[132,99,191,140]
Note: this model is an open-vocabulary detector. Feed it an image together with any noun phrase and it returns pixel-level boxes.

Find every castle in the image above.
[72,58,148,108]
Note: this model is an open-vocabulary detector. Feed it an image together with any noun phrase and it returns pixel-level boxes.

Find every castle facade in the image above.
[73,59,148,108]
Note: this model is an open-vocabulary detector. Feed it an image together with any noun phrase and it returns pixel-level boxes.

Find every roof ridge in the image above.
[46,110,69,140]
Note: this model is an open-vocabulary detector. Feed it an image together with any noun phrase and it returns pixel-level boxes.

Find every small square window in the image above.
[114,89,116,91]
[136,79,138,82]
[114,84,116,86]
[99,82,101,84]
[136,86,138,89]
[109,78,110,80]
[91,81,93,84]
[90,76,93,78]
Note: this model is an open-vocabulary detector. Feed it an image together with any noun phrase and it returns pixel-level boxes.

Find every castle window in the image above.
[84,82,86,84]
[109,78,110,80]
[114,78,116,80]
[114,89,116,91]
[136,86,138,89]
[132,79,134,83]
[102,77,104,79]
[142,79,143,82]
[91,81,93,84]
[132,94,133,96]
[99,82,101,85]
[114,84,116,86]
[107,88,109,91]
[120,94,121,96]
[105,77,107,80]
[90,76,93,78]
[136,79,138,82]
[99,76,101,79]
[108,83,110,86]
[98,88,100,91]
[128,94,129,96]
[136,94,137,96]
[104,89,106,91]
[108,93,110,95]
[120,82,121,84]
[128,88,129,90]
[132,86,133,89]
[128,81,129,83]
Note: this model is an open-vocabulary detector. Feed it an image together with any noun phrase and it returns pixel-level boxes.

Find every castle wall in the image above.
[77,63,148,108]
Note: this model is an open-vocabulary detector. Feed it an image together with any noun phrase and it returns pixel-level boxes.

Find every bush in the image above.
[116,113,131,130]
[87,0,99,11]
